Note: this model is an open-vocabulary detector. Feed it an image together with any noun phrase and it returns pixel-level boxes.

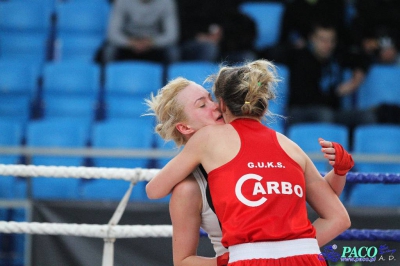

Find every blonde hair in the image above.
[209,59,279,119]
[145,77,191,147]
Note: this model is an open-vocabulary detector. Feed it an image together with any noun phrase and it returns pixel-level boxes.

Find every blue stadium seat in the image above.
[0,33,48,63]
[83,117,155,201]
[42,62,101,119]
[0,60,40,123]
[357,65,400,109]
[0,1,52,35]
[43,62,100,97]
[104,61,163,119]
[91,117,154,168]
[0,1,51,63]
[55,34,103,62]
[105,61,163,96]
[0,96,31,124]
[56,1,110,39]
[27,118,91,150]
[239,2,285,50]
[0,60,39,98]
[167,61,219,89]
[106,96,149,119]
[348,125,400,207]
[353,125,400,173]
[287,123,349,172]
[42,96,98,121]
[26,118,91,199]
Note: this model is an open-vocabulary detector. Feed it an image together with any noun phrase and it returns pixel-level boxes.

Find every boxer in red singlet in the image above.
[147,60,352,265]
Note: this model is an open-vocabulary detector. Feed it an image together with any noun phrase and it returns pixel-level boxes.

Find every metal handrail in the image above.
[0,146,400,163]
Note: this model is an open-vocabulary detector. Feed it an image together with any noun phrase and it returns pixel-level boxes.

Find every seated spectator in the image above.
[177,0,256,64]
[286,21,376,128]
[101,0,180,64]
[262,0,346,63]
[360,28,400,66]
[352,0,400,66]
[219,11,257,65]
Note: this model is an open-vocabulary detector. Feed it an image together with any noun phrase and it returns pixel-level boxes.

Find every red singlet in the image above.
[208,118,316,248]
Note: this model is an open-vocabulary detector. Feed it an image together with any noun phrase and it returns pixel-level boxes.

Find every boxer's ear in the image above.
[219,98,227,113]
[176,122,195,135]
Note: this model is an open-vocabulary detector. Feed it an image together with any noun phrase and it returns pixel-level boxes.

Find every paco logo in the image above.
[320,244,396,263]
[235,174,303,207]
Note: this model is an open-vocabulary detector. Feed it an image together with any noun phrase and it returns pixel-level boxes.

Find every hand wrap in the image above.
[217,252,229,266]
[332,142,354,175]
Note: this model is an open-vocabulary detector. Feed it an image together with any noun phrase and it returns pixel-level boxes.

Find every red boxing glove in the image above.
[217,252,229,266]
[332,142,354,175]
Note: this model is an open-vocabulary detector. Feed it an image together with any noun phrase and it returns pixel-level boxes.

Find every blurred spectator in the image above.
[352,0,400,66]
[358,26,400,66]
[281,0,345,50]
[177,0,256,64]
[347,0,400,125]
[262,0,346,62]
[220,11,257,64]
[100,0,180,64]
[286,21,376,127]
[377,37,400,65]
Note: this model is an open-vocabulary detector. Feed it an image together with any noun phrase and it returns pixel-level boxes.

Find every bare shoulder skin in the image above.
[170,175,216,266]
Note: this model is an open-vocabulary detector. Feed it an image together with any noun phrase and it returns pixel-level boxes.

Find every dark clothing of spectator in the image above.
[177,0,256,64]
[351,0,400,66]
[279,0,346,50]
[288,47,342,110]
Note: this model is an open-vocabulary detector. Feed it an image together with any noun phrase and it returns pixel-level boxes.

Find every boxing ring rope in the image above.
[346,172,400,183]
[0,221,173,239]
[0,164,400,266]
[0,163,162,266]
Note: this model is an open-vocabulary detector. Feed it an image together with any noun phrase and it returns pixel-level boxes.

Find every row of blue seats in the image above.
[0,116,171,201]
[0,60,231,124]
[0,0,283,50]
[0,117,399,205]
[0,1,286,64]
[2,58,400,126]
[0,0,110,64]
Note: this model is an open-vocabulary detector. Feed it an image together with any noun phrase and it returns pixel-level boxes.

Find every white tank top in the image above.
[192,167,228,256]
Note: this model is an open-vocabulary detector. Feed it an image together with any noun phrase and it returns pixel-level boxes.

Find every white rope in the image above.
[0,222,173,238]
[0,164,160,182]
[0,164,166,266]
